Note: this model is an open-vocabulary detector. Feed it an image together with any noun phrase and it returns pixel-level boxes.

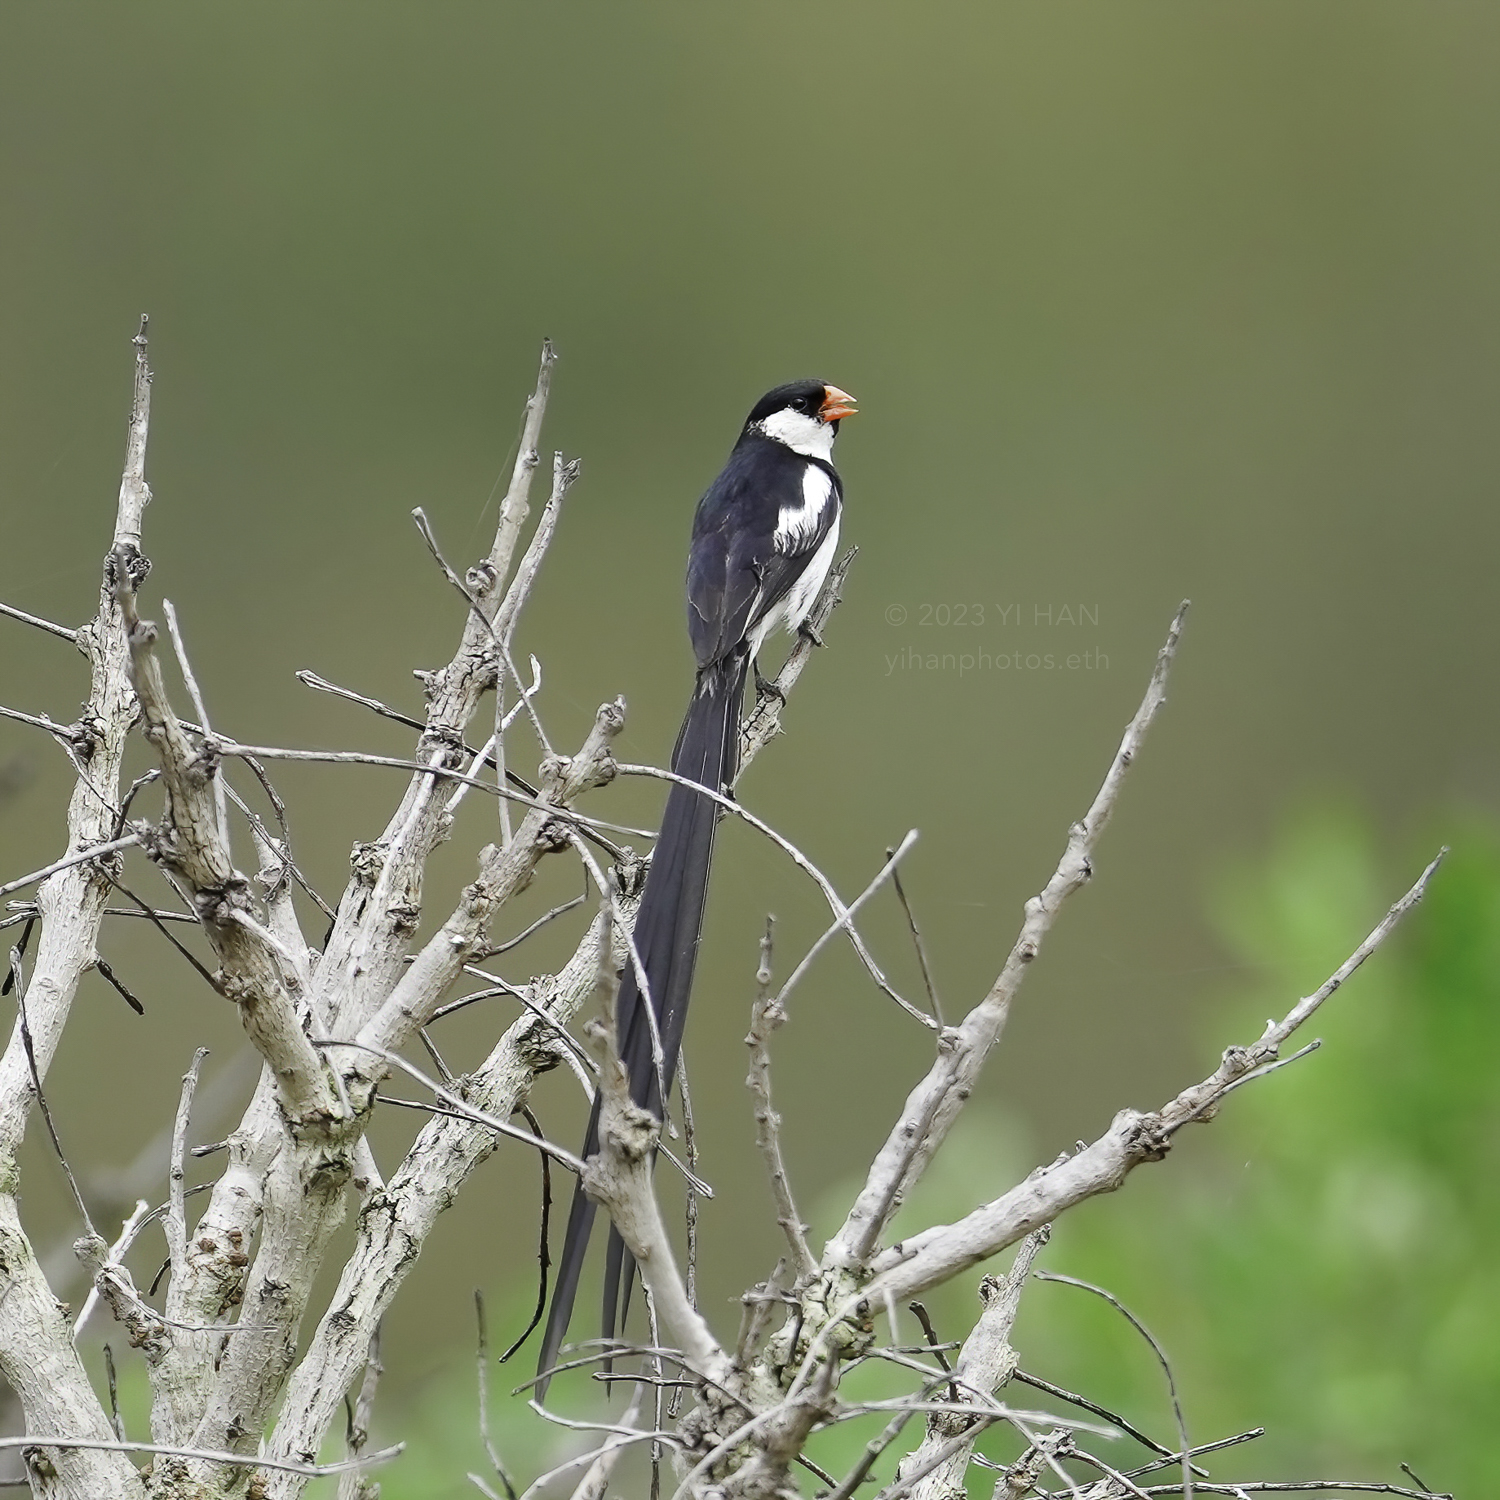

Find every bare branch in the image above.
[0,599,80,644]
[578,913,731,1387]
[774,828,920,1016]
[618,761,927,1027]
[567,1383,646,1500]
[337,1326,384,1500]
[350,697,624,1072]
[114,316,153,548]
[0,702,80,741]
[262,906,630,1493]
[162,600,228,849]
[860,851,1442,1303]
[474,1294,518,1500]
[72,1198,150,1344]
[0,836,142,904]
[0,1432,400,1481]
[1029,1275,1191,1500]
[1009,1370,1203,1471]
[116,569,337,1124]
[163,1048,210,1309]
[12,944,94,1240]
[745,918,817,1277]
[888,852,943,1027]
[893,1227,1049,1498]
[827,603,1190,1272]
[490,340,557,587]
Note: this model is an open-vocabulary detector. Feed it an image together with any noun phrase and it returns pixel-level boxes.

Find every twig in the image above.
[1124,1430,1266,1481]
[892,1226,1050,1498]
[1398,1464,1435,1496]
[840,1396,1107,1432]
[618,762,926,1026]
[103,876,221,991]
[0,1433,403,1480]
[1164,1041,1322,1134]
[888,850,943,1026]
[1011,1370,1194,1470]
[211,740,651,839]
[102,1345,124,1442]
[0,703,78,741]
[498,1104,553,1365]
[1099,1485,1449,1498]
[92,958,145,1015]
[1032,1273,1190,1500]
[310,1039,584,1172]
[679,1056,700,1314]
[474,1292,518,1500]
[338,1326,384,1500]
[482,893,588,958]
[162,599,229,849]
[567,1383,646,1500]
[491,341,557,593]
[774,828,921,1017]
[0,835,142,903]
[745,916,816,1276]
[164,1048,209,1301]
[0,600,78,643]
[13,946,94,1235]
[828,603,1190,1271]
[492,450,575,729]
[111,768,161,839]
[0,918,32,995]
[296,669,423,729]
[644,1285,664,1500]
[906,1303,958,1398]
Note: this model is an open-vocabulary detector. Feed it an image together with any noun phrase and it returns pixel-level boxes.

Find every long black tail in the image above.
[534,650,747,1395]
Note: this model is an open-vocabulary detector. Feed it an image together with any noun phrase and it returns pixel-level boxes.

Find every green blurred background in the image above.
[2,4,1497,1494]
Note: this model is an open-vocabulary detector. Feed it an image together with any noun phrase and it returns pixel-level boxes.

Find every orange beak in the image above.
[819,384,859,421]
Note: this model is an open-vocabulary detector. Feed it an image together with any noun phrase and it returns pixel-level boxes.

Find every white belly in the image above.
[749,512,842,659]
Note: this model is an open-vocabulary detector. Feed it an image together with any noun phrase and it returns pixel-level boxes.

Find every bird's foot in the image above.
[754,664,787,706]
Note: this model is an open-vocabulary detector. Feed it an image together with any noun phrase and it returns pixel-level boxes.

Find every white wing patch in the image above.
[774,465,834,555]
[749,512,841,658]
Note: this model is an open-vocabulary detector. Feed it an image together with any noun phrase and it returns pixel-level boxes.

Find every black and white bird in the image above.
[535,379,858,1391]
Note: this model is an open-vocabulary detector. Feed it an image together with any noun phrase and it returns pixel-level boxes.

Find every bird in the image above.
[534,378,858,1394]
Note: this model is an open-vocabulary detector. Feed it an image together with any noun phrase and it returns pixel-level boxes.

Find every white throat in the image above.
[756,408,837,461]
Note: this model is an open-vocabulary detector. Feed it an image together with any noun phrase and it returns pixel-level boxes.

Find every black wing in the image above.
[685,441,840,671]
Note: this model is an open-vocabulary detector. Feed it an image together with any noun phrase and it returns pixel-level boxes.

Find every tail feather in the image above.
[534,652,747,1395]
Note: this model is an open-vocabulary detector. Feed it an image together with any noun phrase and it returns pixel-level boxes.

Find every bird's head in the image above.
[744,380,858,460]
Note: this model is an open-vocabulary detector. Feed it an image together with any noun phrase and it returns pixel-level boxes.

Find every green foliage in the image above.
[1008,806,1500,1494]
